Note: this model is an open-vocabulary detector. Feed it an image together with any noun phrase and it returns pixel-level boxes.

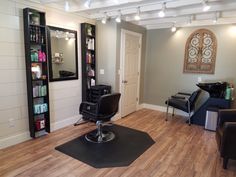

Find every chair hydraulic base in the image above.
[85,120,115,143]
[85,130,115,143]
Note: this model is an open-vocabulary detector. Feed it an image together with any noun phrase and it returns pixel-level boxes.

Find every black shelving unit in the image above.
[23,8,50,138]
[81,23,96,101]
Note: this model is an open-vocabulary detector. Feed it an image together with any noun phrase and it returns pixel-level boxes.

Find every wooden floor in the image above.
[1,109,236,177]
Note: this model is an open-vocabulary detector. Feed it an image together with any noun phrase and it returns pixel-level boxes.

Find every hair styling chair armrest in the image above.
[177,92,192,96]
[218,109,236,127]
[79,102,97,113]
[171,95,186,99]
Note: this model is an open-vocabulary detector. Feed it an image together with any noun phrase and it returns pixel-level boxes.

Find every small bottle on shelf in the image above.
[38,28,41,43]
[41,35,44,44]
[30,28,33,41]
[32,26,36,42]
[35,27,39,43]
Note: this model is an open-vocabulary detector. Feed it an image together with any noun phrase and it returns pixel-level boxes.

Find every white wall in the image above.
[0,0,94,149]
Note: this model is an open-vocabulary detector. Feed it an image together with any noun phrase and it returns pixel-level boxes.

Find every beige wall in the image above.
[144,25,236,107]
[0,0,93,148]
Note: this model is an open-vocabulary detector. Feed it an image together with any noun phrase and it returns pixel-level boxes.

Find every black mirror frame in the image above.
[47,26,78,82]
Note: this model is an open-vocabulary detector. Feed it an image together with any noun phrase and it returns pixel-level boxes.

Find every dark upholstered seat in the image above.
[165,89,201,125]
[79,93,121,143]
[216,109,236,169]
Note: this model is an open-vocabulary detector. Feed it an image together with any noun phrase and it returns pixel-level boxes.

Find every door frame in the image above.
[119,29,142,118]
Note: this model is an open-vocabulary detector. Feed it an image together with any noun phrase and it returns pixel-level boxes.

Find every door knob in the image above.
[122,80,128,83]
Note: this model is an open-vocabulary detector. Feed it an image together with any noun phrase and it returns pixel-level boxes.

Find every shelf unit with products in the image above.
[81,23,96,101]
[23,8,50,138]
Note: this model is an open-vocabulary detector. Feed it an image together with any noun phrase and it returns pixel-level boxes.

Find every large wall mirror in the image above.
[47,26,78,81]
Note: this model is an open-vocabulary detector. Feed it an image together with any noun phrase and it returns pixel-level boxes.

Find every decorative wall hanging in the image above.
[183,29,217,74]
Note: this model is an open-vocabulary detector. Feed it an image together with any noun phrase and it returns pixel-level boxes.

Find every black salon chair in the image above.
[165,89,201,125]
[80,93,121,143]
[216,109,236,169]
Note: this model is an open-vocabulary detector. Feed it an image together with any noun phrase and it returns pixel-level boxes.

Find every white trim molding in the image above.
[0,115,82,149]
[0,132,31,149]
[51,115,81,131]
[111,113,121,121]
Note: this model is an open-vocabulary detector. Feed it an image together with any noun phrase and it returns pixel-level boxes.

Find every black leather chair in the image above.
[80,93,121,143]
[165,89,201,125]
[216,109,236,169]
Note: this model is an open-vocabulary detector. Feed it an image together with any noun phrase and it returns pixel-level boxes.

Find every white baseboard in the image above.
[0,115,82,149]
[0,131,31,149]
[137,103,144,110]
[111,113,121,121]
[51,115,81,131]
[142,103,189,117]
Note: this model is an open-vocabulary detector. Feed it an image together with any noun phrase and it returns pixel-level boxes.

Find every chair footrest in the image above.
[85,130,115,143]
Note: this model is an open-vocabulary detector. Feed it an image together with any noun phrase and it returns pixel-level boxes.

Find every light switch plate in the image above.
[100,69,104,75]
[198,77,202,83]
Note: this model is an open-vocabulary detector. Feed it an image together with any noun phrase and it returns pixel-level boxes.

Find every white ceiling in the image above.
[34,0,236,29]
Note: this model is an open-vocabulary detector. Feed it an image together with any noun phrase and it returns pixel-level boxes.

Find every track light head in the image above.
[102,13,107,24]
[171,24,176,32]
[116,10,121,23]
[102,18,107,24]
[84,0,91,8]
[213,12,218,24]
[134,7,141,21]
[158,2,166,18]
[202,0,211,12]
[64,1,70,11]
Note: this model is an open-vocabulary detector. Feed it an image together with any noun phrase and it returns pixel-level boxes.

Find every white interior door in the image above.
[120,30,142,117]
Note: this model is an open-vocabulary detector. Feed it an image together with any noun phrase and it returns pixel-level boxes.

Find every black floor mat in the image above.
[55,124,155,168]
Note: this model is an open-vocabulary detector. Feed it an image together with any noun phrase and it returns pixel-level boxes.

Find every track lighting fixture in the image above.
[116,10,121,23]
[84,0,91,8]
[158,2,166,18]
[171,24,176,32]
[134,7,141,21]
[213,12,218,24]
[202,0,211,12]
[102,12,108,24]
[187,16,193,25]
[64,1,70,11]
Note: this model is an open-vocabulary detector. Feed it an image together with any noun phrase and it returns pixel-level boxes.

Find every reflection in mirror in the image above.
[47,26,78,81]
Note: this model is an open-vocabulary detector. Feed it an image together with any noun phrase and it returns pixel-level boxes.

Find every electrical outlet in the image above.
[8,118,15,127]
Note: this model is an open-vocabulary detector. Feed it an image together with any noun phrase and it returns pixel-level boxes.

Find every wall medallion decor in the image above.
[183,29,217,74]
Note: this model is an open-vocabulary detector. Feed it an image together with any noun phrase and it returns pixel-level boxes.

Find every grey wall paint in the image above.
[96,20,146,102]
[144,25,236,107]
[96,20,117,91]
